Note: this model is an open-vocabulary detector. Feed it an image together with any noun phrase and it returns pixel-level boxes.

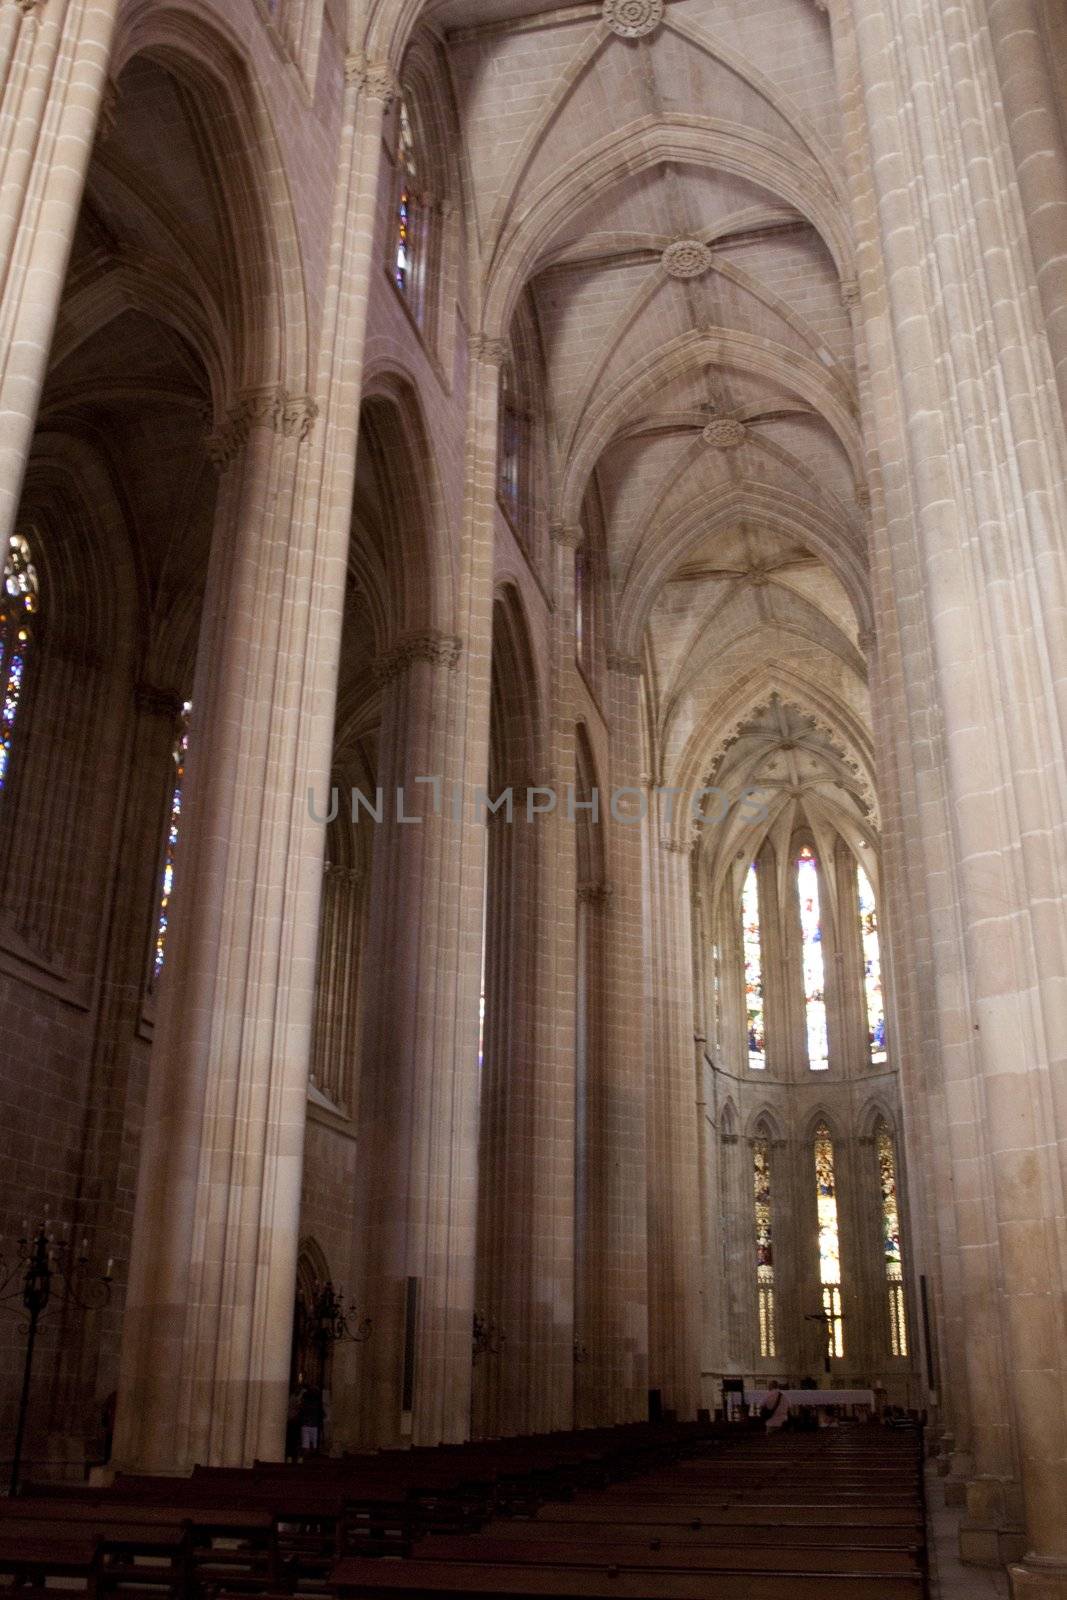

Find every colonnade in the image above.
[1,3,1066,1594]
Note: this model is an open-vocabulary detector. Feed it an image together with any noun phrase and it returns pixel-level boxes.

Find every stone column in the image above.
[646,820,702,1420]
[587,656,650,1421]
[113,57,399,1472]
[353,631,484,1448]
[113,389,327,1472]
[0,0,119,547]
[837,91,974,1474]
[985,0,1067,419]
[352,335,497,1449]
[847,0,1067,1585]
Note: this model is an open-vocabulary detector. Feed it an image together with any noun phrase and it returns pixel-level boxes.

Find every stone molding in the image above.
[603,0,664,38]
[344,51,399,101]
[607,653,643,677]
[373,631,463,684]
[96,79,119,143]
[662,239,713,280]
[550,522,584,550]
[469,334,509,366]
[702,417,746,449]
[206,387,319,468]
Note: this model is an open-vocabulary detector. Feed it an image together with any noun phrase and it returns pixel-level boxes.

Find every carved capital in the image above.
[345,51,399,102]
[324,862,362,887]
[858,626,877,657]
[550,522,584,550]
[206,387,319,468]
[469,334,509,367]
[373,631,463,684]
[661,837,695,856]
[854,481,872,511]
[840,279,860,310]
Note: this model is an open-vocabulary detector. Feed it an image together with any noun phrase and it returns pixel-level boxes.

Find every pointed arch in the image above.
[356,369,455,639]
[109,2,312,402]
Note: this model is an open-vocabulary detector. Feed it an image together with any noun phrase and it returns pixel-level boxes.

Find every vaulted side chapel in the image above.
[1,0,1066,1594]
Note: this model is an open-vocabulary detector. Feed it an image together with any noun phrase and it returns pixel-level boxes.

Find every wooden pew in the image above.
[331,1556,925,1598]
[407,1533,922,1578]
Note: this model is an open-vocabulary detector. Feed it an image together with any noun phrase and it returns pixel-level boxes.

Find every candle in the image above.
[106,1259,113,1279]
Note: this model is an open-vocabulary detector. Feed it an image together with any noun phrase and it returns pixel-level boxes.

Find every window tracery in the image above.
[742,862,765,1067]
[153,700,191,981]
[0,533,39,797]
[394,100,427,324]
[858,864,886,1063]
[814,1122,844,1358]
[753,1134,775,1357]
[797,846,828,1069]
[876,1120,908,1356]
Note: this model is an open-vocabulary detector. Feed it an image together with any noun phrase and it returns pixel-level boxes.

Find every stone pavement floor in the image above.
[926,1465,1009,1598]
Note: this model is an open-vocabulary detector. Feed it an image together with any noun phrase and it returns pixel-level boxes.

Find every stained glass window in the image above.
[753,1136,775,1357]
[153,700,191,980]
[814,1123,844,1358]
[394,101,421,311]
[877,1121,908,1356]
[742,863,765,1067]
[797,846,828,1069]
[858,864,887,1063]
[498,364,523,527]
[0,533,39,797]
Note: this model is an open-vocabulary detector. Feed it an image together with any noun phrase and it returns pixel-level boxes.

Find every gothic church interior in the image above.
[1,0,1066,1595]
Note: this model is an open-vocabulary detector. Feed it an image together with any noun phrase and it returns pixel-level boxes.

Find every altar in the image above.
[744,1387,875,1411]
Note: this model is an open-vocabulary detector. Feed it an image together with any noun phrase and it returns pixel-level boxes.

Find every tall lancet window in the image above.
[0,533,39,796]
[858,865,887,1063]
[153,700,192,981]
[814,1123,844,1358]
[876,1121,908,1356]
[797,845,828,1069]
[394,100,424,320]
[742,863,765,1067]
[498,361,525,535]
[753,1135,776,1357]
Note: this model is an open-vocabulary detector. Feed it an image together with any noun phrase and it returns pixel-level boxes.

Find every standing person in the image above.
[761,1380,790,1432]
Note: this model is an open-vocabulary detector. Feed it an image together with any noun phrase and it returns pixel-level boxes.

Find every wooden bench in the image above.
[331,1556,924,1598]
[408,1533,922,1577]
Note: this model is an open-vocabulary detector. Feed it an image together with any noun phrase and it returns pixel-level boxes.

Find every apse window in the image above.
[814,1123,844,1358]
[753,1135,776,1357]
[877,1121,908,1356]
[742,862,765,1067]
[858,865,887,1063]
[797,846,829,1069]
[0,532,39,797]
[153,700,192,981]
